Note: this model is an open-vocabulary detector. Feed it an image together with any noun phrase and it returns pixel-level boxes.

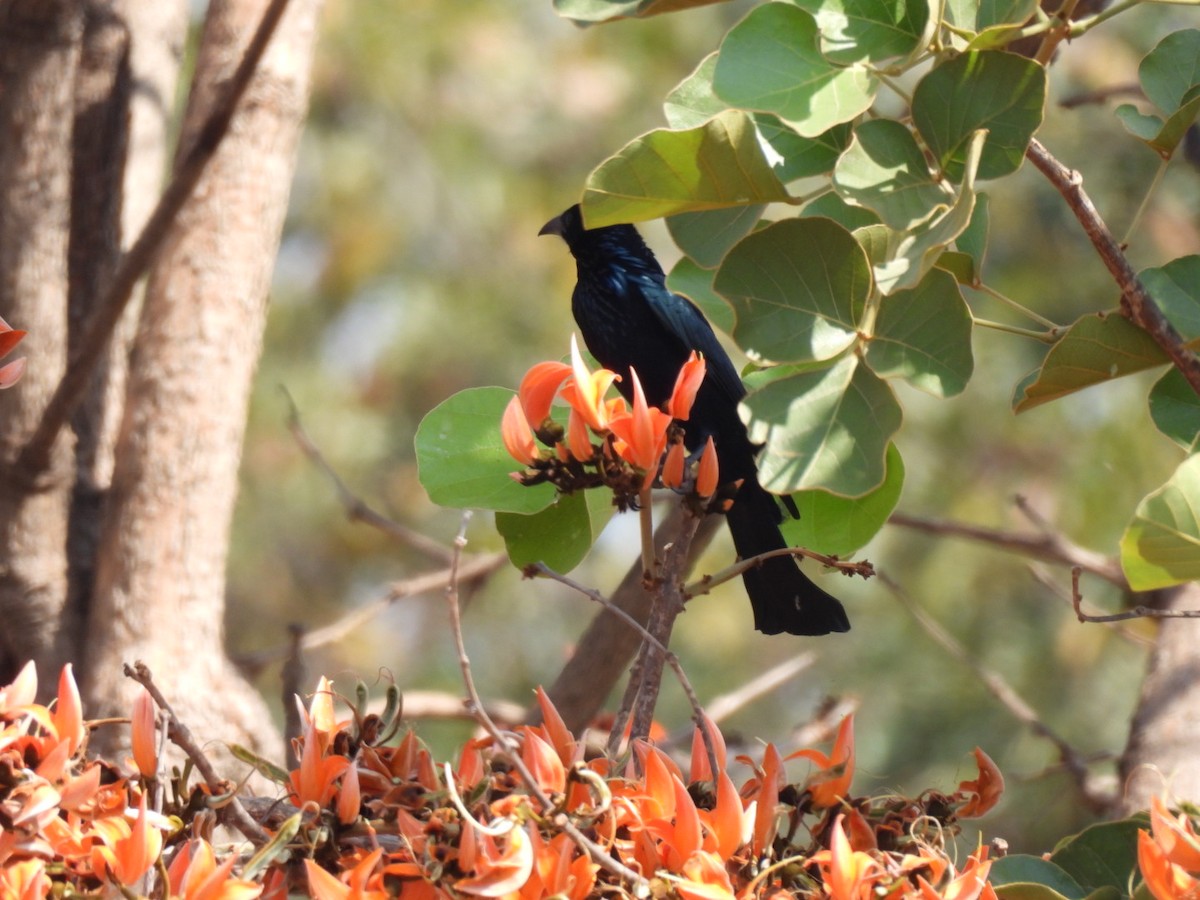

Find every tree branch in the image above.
[1024,138,1200,397]
[16,0,294,478]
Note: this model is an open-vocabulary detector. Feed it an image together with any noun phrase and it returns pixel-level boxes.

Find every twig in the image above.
[17,0,295,478]
[282,387,454,563]
[123,662,271,844]
[1058,83,1142,109]
[1025,138,1200,398]
[686,546,873,598]
[880,572,1112,811]
[235,552,506,673]
[1070,566,1200,622]
[445,515,651,896]
[889,509,1127,587]
[1026,564,1150,646]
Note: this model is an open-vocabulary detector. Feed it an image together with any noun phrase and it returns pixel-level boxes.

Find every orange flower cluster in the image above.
[1138,796,1200,900]
[0,662,261,900]
[1,664,1015,899]
[502,336,718,508]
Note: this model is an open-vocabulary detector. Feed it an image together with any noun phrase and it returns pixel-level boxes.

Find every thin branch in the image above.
[879,572,1113,812]
[888,509,1128,587]
[1025,138,1200,397]
[686,546,873,598]
[1070,566,1200,622]
[445,515,651,896]
[283,387,454,563]
[1059,83,1142,109]
[1026,564,1151,646]
[17,0,296,478]
[123,662,271,845]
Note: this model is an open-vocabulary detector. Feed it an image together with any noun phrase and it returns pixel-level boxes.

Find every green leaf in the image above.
[912,51,1046,182]
[667,205,763,268]
[742,357,902,496]
[667,256,737,334]
[415,387,556,514]
[805,192,883,230]
[495,490,614,574]
[991,855,1088,900]
[976,0,1038,30]
[833,118,952,229]
[1149,367,1200,451]
[756,115,852,181]
[713,2,879,138]
[936,250,977,285]
[957,191,990,277]
[781,443,905,554]
[791,0,932,64]
[1116,96,1200,156]
[1121,454,1200,590]
[1142,255,1200,340]
[1115,105,1166,143]
[1049,818,1146,895]
[552,0,734,23]
[664,53,726,129]
[715,217,871,364]
[866,267,974,397]
[1139,29,1200,115]
[582,109,789,225]
[1012,313,1167,413]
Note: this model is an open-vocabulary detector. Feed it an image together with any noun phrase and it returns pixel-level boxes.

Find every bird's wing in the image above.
[638,276,746,403]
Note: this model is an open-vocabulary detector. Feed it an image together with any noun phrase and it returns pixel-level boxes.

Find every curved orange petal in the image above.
[502,396,538,466]
[131,688,158,779]
[519,361,572,428]
[957,748,1004,819]
[1150,795,1200,871]
[696,437,719,499]
[667,352,706,421]
[661,442,686,489]
[54,665,84,755]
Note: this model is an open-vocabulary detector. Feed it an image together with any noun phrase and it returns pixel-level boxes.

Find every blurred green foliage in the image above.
[226,0,1200,854]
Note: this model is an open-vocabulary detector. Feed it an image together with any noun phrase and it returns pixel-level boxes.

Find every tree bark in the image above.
[82,0,323,768]
[0,0,83,686]
[1117,583,1200,812]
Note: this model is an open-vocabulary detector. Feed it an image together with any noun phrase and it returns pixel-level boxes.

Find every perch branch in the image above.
[1070,566,1200,622]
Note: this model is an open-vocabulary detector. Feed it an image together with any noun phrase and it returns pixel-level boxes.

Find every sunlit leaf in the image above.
[1013,313,1166,412]
[792,0,932,64]
[865,267,974,397]
[582,109,789,225]
[495,489,614,573]
[912,51,1046,182]
[667,205,763,268]
[664,53,726,128]
[713,2,878,137]
[833,119,951,229]
[415,387,556,514]
[990,855,1087,900]
[805,192,882,231]
[957,191,990,277]
[1049,819,1151,895]
[781,443,905,554]
[757,116,852,181]
[1121,455,1200,590]
[742,357,901,496]
[715,217,870,364]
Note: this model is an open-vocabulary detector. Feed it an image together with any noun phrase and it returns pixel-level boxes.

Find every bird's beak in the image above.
[538,214,565,238]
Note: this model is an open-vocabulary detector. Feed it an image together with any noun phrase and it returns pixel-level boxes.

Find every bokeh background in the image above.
[226,0,1200,852]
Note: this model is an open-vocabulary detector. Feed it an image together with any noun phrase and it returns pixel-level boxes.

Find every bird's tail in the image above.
[725,483,851,636]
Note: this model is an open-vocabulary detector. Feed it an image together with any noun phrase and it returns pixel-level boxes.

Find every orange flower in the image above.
[167,839,263,900]
[518,360,572,428]
[91,793,164,886]
[661,442,686,489]
[305,849,387,900]
[0,314,27,390]
[502,395,539,466]
[920,852,993,900]
[957,748,1004,819]
[565,408,595,462]
[53,664,84,756]
[1149,795,1200,871]
[788,714,855,808]
[696,437,719,499]
[289,714,352,808]
[1141,828,1200,900]
[676,850,736,900]
[456,824,535,897]
[815,814,883,900]
[0,859,49,900]
[607,368,672,485]
[560,334,622,433]
[667,351,706,420]
[130,688,158,779]
[750,743,783,859]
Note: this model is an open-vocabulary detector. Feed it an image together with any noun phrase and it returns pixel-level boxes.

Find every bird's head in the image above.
[538,204,585,244]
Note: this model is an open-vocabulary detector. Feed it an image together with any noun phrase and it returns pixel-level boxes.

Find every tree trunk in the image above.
[0,0,82,686]
[82,0,323,767]
[1117,583,1200,812]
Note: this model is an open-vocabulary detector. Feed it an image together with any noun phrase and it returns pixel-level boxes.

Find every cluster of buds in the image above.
[501,335,719,511]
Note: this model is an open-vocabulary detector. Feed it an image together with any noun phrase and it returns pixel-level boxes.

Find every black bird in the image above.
[540,204,850,636]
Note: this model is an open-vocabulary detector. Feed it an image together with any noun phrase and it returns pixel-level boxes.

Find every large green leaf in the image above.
[791,0,932,64]
[552,0,733,23]
[976,0,1039,30]
[1149,368,1200,451]
[1142,255,1200,340]
[756,116,852,181]
[713,2,878,138]
[714,217,871,364]
[912,51,1046,182]
[415,387,556,514]
[1049,819,1145,896]
[495,489,614,574]
[741,357,902,496]
[991,855,1089,900]
[865,267,975,397]
[781,443,905,554]
[1141,29,1200,115]
[667,205,764,268]
[1013,313,1167,413]
[833,118,952,229]
[667,256,737,334]
[805,192,883,231]
[664,52,726,128]
[1121,454,1200,590]
[582,109,789,225]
